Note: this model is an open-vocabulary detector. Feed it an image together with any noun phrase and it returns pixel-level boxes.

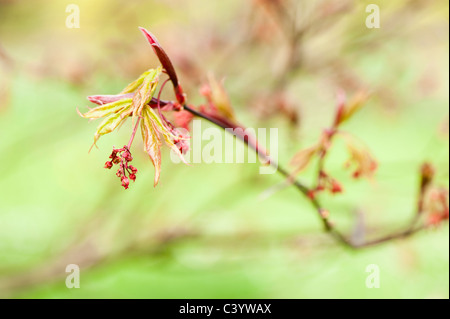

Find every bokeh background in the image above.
[0,0,448,298]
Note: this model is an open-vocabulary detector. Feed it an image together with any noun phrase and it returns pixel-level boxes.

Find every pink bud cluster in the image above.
[308,171,343,199]
[104,146,138,189]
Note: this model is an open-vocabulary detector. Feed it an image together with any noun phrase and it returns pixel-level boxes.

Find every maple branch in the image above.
[182,104,434,249]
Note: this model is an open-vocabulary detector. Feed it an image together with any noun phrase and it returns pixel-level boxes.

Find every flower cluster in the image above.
[104,146,138,189]
[307,171,343,199]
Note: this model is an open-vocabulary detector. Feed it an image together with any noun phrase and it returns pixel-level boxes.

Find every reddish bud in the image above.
[174,109,195,131]
[428,213,443,226]
[121,176,130,189]
[420,162,435,189]
[333,90,346,127]
[139,27,184,104]
[316,185,325,192]
[104,146,139,189]
[129,165,138,174]
[123,152,132,162]
[331,180,343,193]
[175,85,186,105]
[200,84,211,97]
[443,208,449,220]
[109,149,118,159]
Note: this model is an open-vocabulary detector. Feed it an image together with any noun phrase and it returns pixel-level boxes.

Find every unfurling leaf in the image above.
[93,106,132,146]
[120,69,153,94]
[342,91,369,122]
[334,90,369,126]
[88,94,134,105]
[141,110,162,186]
[204,74,236,122]
[139,27,186,105]
[132,67,162,119]
[290,145,319,175]
[342,134,377,179]
[78,97,133,150]
[144,107,188,162]
[78,98,132,119]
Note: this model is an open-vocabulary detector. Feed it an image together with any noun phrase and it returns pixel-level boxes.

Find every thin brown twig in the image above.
[182,104,433,249]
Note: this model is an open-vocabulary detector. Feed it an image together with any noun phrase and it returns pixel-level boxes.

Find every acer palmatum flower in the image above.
[104,146,136,189]
[78,28,189,189]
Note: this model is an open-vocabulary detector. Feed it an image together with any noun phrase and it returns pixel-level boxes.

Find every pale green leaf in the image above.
[120,69,152,94]
[79,98,132,119]
[92,105,132,146]
[141,109,162,186]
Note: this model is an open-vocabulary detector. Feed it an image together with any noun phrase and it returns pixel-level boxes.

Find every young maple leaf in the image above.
[78,67,162,150]
[78,28,189,189]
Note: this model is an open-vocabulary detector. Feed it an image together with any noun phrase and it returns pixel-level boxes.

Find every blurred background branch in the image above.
[0,0,448,298]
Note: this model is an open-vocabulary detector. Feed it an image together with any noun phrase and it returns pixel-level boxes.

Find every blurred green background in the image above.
[0,0,448,298]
